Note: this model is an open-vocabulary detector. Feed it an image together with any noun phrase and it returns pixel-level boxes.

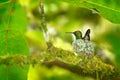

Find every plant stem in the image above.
[39,0,53,48]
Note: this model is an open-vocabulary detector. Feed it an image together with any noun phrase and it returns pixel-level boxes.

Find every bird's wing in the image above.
[82,29,90,41]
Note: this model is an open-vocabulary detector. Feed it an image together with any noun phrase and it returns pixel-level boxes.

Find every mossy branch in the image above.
[39,0,53,48]
[0,47,118,79]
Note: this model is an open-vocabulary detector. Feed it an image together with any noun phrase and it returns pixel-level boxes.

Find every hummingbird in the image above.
[67,29,95,58]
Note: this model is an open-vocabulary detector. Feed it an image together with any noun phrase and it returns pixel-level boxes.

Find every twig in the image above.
[39,0,53,48]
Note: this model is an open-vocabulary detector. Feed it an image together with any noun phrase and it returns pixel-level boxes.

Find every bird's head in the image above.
[66,30,82,41]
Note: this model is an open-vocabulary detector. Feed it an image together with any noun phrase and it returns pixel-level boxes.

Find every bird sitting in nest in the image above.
[66,29,95,58]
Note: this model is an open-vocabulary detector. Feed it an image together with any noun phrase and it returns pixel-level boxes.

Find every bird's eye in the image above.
[76,31,80,35]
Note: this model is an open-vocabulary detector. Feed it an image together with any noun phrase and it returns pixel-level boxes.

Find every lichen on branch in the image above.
[0,46,115,79]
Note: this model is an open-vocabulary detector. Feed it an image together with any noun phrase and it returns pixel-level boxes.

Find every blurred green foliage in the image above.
[28,65,92,80]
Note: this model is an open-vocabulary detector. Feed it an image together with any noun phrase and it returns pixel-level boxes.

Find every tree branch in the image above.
[0,47,118,79]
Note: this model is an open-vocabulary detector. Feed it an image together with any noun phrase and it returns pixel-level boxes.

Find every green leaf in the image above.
[0,1,29,80]
[9,4,28,32]
[79,0,120,24]
[0,2,28,32]
[0,2,29,55]
[51,0,120,23]
[0,1,10,26]
[0,65,28,80]
[0,29,29,55]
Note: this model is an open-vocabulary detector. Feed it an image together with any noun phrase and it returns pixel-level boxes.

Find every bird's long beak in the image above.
[65,32,73,34]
